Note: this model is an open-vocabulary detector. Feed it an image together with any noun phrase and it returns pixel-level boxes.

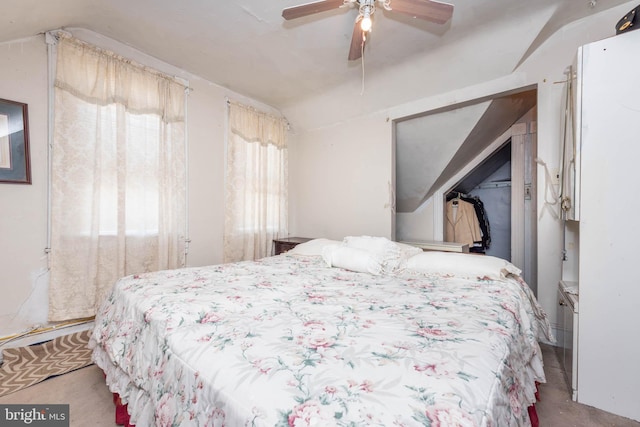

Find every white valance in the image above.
[55,35,186,123]
[228,101,288,149]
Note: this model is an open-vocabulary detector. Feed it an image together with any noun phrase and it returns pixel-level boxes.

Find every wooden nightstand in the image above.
[272,237,313,255]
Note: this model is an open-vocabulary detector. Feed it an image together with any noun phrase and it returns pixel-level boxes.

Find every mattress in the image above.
[90,251,552,426]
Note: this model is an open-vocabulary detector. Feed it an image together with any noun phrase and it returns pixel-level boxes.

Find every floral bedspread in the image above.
[90,254,552,427]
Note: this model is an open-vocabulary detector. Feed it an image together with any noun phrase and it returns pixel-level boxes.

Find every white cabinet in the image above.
[565,30,640,422]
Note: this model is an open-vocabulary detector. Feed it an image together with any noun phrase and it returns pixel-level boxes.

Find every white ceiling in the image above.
[0,0,632,113]
[2,0,632,213]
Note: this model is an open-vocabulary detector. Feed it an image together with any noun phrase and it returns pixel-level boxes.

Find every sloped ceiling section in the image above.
[514,0,631,69]
[453,141,512,195]
[395,101,490,213]
[0,0,633,115]
[395,88,537,213]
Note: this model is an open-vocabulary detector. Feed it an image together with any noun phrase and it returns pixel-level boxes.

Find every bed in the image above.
[90,236,553,427]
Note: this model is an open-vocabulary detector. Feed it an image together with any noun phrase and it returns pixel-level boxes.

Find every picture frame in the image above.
[0,98,31,184]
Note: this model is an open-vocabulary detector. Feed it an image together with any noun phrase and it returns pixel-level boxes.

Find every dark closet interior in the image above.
[446,141,512,260]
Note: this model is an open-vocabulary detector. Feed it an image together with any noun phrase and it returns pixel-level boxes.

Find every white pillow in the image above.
[404,251,522,279]
[343,236,423,273]
[344,236,400,258]
[286,238,343,256]
[394,241,423,259]
[322,246,383,275]
[342,236,401,272]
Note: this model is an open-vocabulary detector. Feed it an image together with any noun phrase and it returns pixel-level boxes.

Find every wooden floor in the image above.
[0,343,639,426]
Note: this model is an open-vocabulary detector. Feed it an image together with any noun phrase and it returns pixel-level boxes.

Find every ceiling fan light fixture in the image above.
[360,14,372,31]
[359,2,374,32]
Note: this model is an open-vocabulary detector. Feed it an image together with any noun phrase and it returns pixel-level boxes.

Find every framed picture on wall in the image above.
[0,98,31,184]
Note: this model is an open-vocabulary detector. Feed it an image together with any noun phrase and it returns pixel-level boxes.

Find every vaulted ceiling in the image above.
[2,0,633,214]
[0,0,632,114]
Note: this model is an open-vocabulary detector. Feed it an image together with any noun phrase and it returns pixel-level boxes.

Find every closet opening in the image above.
[445,140,511,258]
[393,85,538,293]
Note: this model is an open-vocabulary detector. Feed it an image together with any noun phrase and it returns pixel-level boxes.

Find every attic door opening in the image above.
[394,87,538,292]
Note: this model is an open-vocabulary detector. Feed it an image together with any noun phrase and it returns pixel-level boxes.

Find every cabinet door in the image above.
[562,295,574,395]
[557,289,574,393]
[577,30,640,420]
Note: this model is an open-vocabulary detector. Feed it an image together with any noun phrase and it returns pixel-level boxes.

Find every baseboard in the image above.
[0,322,94,349]
[538,324,563,347]
[549,324,563,347]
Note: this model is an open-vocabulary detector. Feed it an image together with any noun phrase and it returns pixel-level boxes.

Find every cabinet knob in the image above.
[559,300,566,306]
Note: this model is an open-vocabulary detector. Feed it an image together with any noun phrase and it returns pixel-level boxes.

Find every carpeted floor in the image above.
[0,330,93,397]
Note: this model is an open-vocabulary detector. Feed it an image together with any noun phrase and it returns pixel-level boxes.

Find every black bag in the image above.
[616,5,640,34]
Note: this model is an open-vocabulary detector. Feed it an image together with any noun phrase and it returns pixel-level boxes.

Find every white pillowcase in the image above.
[322,245,383,275]
[286,238,343,256]
[343,235,400,258]
[343,236,421,272]
[394,241,424,259]
[404,251,522,279]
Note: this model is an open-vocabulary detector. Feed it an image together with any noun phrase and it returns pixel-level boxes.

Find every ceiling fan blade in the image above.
[282,0,346,20]
[388,0,453,24]
[348,19,365,60]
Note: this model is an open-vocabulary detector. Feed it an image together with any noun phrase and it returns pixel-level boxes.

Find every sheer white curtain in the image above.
[48,35,187,321]
[224,102,288,262]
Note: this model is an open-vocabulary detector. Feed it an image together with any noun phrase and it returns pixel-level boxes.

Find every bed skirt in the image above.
[110,384,541,427]
[113,393,134,427]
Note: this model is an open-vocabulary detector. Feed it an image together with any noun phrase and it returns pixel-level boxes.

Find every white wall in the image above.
[0,36,49,336]
[0,30,280,338]
[287,4,635,341]
[395,200,434,243]
[289,111,393,240]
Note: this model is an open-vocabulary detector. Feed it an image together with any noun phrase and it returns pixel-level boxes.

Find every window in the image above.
[224,102,288,262]
[48,35,187,321]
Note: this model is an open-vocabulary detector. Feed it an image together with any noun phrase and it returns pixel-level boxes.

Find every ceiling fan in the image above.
[282,0,454,61]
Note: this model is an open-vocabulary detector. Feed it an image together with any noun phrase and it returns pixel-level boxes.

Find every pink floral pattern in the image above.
[288,400,336,427]
[90,254,552,426]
